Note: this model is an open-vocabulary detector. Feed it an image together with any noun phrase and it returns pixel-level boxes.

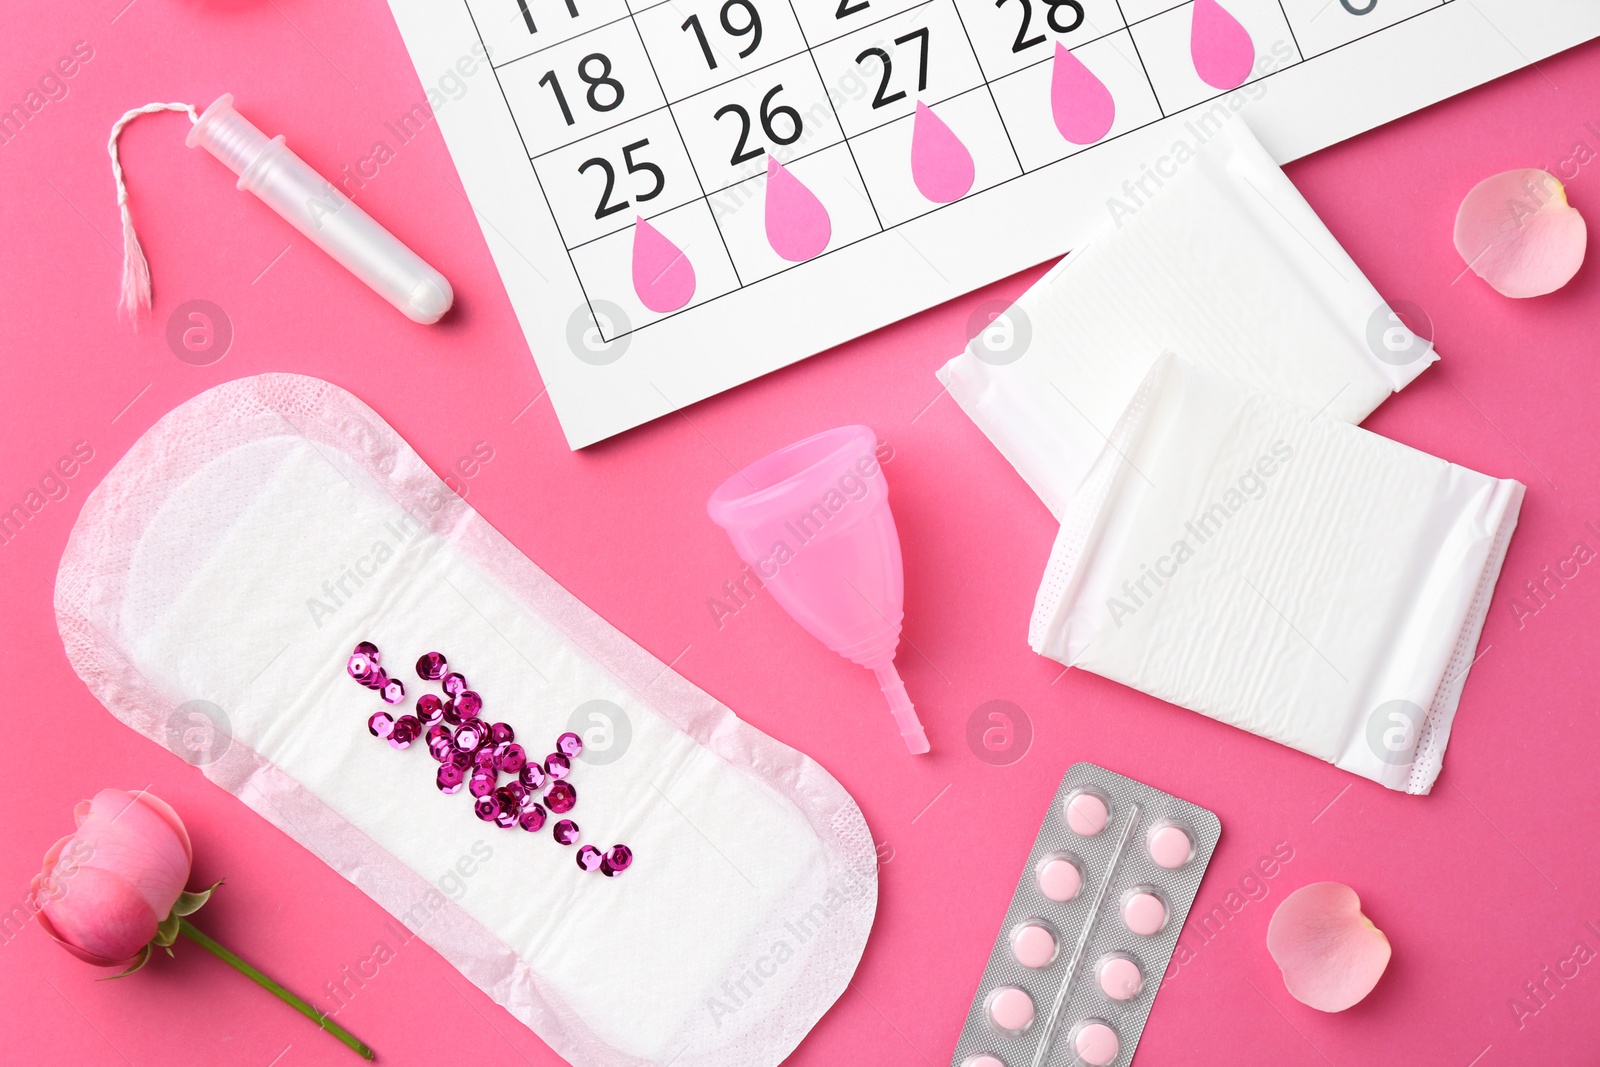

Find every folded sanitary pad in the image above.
[938,119,1434,518]
[1030,356,1522,793]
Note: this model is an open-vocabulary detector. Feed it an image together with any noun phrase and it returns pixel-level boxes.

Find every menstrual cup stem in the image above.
[874,664,929,754]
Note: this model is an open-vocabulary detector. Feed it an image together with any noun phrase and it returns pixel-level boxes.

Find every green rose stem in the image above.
[177,918,375,1060]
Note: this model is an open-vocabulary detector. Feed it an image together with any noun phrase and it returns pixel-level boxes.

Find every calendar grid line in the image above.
[1265,5,1446,64]
[782,0,887,232]
[1111,0,1166,119]
[491,9,640,70]
[802,0,938,52]
[1121,0,1193,25]
[986,25,1146,93]
[464,0,540,163]
[531,162,605,333]
[621,0,747,285]
[945,0,1025,173]
[486,0,686,71]
[1292,2,1449,61]
[1274,0,1305,61]
[626,0,684,15]
[1088,1,1298,43]
[954,3,1124,84]
[621,40,826,117]
[498,9,826,103]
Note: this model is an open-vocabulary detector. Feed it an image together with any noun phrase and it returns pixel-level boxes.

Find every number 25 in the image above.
[579,139,664,219]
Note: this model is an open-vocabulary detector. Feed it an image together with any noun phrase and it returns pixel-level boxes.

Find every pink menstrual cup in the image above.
[709,426,929,754]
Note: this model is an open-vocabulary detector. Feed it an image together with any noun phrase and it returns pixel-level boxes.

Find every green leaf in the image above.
[101,945,151,980]
[171,880,223,917]
[152,911,181,948]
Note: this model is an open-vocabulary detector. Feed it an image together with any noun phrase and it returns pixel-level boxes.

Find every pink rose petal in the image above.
[1267,882,1391,1012]
[1454,168,1587,298]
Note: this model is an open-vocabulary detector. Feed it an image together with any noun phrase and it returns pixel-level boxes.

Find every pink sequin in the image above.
[416,651,448,680]
[601,844,632,876]
[545,780,577,814]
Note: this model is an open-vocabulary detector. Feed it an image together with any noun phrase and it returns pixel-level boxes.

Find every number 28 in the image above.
[996,0,1083,52]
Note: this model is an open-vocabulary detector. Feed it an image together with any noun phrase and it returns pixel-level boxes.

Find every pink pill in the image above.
[986,986,1034,1034]
[1064,791,1108,836]
[1148,824,1193,869]
[961,1057,1005,1067]
[1074,1021,1120,1066]
[1010,922,1057,968]
[1036,855,1082,902]
[1098,955,1143,1000]
[1123,890,1166,936]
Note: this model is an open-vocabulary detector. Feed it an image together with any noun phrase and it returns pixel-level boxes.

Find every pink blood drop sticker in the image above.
[631,216,696,313]
[1050,42,1115,145]
[909,102,974,204]
[764,156,831,262]
[1190,0,1254,90]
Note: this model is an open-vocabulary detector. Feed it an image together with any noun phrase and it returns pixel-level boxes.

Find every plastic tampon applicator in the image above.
[110,95,452,324]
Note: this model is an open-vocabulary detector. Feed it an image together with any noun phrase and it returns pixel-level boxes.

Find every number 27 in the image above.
[856,27,929,109]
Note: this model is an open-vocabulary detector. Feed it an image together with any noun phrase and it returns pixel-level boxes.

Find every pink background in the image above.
[2,2,1598,1064]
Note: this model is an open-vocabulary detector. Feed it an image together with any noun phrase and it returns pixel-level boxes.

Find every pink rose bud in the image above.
[29,789,193,968]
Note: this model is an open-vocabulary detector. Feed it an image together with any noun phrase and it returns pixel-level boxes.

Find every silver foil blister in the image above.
[951,762,1220,1067]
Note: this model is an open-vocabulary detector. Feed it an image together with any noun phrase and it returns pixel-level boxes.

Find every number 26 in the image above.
[579,139,664,219]
[714,85,802,165]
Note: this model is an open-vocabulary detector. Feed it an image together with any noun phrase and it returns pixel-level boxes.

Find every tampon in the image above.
[186,94,452,324]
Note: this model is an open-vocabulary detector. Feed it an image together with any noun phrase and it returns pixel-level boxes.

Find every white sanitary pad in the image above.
[937,118,1435,519]
[1030,356,1522,793]
[55,374,876,1066]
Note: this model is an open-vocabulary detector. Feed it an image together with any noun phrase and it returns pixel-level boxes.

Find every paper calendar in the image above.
[384,0,1599,447]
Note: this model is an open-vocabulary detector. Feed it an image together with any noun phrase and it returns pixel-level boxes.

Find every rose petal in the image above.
[1266,882,1391,1012]
[1454,168,1587,298]
[75,790,191,919]
[33,834,75,901]
[36,865,159,967]
[126,790,194,866]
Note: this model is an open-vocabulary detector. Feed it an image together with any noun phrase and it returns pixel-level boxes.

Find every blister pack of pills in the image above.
[952,763,1220,1067]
